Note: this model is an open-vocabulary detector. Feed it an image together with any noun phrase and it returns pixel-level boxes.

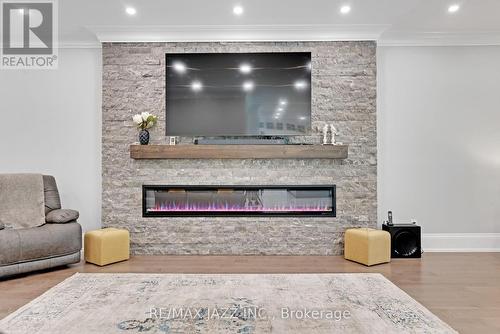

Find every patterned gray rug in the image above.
[0,273,456,334]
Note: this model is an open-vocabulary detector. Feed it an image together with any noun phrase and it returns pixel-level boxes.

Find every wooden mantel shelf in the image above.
[130,144,348,160]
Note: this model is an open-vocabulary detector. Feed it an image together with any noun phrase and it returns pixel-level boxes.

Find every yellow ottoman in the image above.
[84,228,130,266]
[344,228,391,266]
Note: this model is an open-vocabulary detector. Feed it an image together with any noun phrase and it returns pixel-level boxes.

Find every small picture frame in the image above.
[169,136,177,145]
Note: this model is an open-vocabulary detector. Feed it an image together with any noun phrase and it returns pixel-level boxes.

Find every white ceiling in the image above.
[57,0,500,46]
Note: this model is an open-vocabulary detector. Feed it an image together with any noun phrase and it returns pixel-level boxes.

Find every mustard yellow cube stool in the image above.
[344,228,391,266]
[84,228,130,266]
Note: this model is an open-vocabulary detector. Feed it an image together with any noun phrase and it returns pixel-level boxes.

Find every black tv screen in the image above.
[165,52,311,136]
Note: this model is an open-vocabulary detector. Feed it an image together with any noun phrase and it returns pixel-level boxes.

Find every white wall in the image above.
[0,48,102,232]
[378,46,500,250]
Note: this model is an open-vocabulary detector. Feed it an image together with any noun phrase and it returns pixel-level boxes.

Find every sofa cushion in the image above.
[0,222,82,266]
[46,209,79,223]
[43,175,61,214]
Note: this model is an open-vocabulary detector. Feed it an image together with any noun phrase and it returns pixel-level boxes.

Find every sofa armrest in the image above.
[45,209,79,224]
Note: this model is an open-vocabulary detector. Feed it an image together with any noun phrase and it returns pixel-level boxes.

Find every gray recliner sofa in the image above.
[0,175,82,278]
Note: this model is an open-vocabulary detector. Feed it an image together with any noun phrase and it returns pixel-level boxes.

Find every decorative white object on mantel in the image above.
[322,124,342,145]
[322,124,330,145]
[330,124,342,145]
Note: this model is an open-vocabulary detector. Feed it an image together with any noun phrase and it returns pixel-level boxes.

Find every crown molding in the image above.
[86,24,390,43]
[78,26,500,46]
[57,42,102,49]
[379,31,500,46]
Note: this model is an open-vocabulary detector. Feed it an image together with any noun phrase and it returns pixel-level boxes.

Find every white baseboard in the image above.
[423,233,500,252]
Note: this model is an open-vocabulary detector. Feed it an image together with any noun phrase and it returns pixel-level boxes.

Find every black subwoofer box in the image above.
[382,223,421,258]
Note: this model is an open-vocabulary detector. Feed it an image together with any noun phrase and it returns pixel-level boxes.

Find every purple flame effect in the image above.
[147,202,330,213]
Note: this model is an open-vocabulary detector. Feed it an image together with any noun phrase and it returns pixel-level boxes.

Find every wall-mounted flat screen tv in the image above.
[166,52,312,136]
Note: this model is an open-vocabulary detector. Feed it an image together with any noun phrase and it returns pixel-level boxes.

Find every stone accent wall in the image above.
[102,41,377,255]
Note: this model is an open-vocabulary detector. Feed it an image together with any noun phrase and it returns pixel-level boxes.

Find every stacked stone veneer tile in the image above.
[102,41,377,255]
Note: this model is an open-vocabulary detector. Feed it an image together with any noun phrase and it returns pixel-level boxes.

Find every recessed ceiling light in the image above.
[191,81,202,92]
[448,4,460,13]
[243,81,254,92]
[125,7,137,16]
[340,5,351,14]
[279,99,287,106]
[233,5,244,16]
[299,116,307,121]
[239,63,252,74]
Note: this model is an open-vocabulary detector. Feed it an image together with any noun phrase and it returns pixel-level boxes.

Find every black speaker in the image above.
[383,223,421,258]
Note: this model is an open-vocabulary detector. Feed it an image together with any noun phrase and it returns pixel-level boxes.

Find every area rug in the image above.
[0,273,456,334]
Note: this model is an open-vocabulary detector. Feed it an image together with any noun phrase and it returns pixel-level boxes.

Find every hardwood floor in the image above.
[1,253,499,333]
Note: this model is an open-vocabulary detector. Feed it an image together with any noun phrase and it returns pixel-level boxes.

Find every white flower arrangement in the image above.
[132,112,158,130]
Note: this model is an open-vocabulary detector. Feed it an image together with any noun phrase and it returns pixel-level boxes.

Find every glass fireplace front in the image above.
[143,185,336,217]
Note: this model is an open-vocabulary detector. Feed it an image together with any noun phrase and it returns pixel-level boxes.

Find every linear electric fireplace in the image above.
[143,185,336,217]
